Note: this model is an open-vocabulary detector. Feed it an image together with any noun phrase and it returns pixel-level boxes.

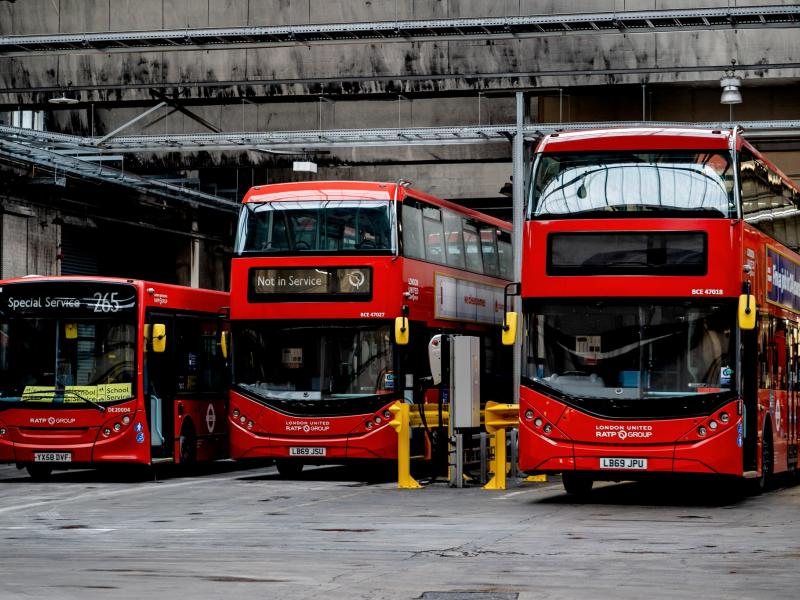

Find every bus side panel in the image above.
[174,398,227,463]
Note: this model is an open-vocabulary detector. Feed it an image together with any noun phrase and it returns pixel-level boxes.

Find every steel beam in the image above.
[0,137,239,213]
[3,121,799,155]
[1,6,798,56]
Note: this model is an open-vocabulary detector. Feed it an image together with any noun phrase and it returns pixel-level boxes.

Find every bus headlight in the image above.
[697,426,707,437]
[113,423,121,432]
[233,409,240,418]
[103,428,112,437]
[122,415,131,425]
[0,428,6,436]
[719,412,730,424]
[708,420,718,431]
[365,421,373,430]
[524,410,534,421]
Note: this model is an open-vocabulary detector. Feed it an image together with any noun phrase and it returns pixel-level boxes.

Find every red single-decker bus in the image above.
[0,277,229,478]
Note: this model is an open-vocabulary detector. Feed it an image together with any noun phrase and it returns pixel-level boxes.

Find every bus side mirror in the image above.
[502,312,518,346]
[220,330,231,359]
[395,316,409,345]
[152,323,167,353]
[64,323,78,339]
[738,294,756,330]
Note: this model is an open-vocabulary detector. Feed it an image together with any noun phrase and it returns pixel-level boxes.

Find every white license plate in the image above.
[289,447,326,457]
[34,452,72,463]
[600,457,647,470]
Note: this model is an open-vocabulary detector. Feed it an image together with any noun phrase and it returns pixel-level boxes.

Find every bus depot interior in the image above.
[1,3,800,494]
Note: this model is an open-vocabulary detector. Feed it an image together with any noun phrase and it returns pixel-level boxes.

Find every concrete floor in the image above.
[0,462,798,600]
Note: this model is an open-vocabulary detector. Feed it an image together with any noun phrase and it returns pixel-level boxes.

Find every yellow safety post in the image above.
[483,401,519,490]
[388,401,422,489]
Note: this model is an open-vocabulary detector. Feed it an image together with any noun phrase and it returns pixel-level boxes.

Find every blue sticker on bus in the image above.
[136,432,145,444]
[134,422,143,433]
[384,372,395,389]
[737,435,743,448]
[767,246,800,312]
[737,422,743,435]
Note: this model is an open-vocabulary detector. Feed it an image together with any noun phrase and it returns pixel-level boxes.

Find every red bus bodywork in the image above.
[229,181,512,463]
[0,277,229,473]
[519,128,800,484]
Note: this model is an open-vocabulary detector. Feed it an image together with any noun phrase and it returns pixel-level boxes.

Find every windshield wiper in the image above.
[16,390,107,412]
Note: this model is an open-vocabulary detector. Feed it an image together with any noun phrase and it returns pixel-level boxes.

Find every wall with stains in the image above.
[1,1,799,106]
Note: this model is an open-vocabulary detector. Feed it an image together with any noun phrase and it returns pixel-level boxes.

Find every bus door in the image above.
[741,321,761,472]
[145,313,176,460]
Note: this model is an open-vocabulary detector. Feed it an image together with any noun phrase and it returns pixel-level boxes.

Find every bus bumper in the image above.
[519,390,743,477]
[1,410,150,466]
[228,419,398,460]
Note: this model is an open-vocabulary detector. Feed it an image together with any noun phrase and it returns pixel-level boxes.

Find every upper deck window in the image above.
[528,151,736,219]
[237,200,393,254]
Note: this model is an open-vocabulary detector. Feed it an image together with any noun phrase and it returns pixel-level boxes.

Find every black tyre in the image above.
[26,464,54,481]
[275,459,304,478]
[562,472,593,496]
[754,425,774,494]
[179,424,197,468]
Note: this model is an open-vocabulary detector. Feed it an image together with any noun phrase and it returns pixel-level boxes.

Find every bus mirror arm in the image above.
[502,282,521,331]
[743,281,752,314]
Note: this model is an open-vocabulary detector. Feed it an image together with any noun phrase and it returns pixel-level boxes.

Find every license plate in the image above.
[289,447,326,457]
[34,452,72,463]
[600,457,647,470]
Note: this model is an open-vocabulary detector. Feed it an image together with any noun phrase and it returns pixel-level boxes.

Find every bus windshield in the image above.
[528,151,736,219]
[234,322,395,402]
[523,301,736,402]
[237,200,394,254]
[0,317,137,406]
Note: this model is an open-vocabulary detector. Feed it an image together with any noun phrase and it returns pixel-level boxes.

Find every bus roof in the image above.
[0,276,228,312]
[536,127,733,153]
[243,181,395,204]
[242,180,511,231]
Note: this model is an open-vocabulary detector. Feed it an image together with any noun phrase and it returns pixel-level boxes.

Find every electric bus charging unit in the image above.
[431,335,481,488]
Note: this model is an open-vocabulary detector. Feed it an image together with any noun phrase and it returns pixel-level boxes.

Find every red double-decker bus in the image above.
[0,277,229,478]
[229,181,513,476]
[513,127,800,494]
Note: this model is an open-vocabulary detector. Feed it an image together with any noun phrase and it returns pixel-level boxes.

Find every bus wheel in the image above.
[26,464,53,481]
[562,472,593,496]
[179,424,197,468]
[754,425,774,494]
[275,459,303,479]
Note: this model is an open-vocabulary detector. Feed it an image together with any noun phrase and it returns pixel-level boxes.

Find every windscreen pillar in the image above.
[512,91,525,403]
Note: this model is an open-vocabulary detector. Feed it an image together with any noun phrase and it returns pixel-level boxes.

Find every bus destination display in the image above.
[249,267,372,301]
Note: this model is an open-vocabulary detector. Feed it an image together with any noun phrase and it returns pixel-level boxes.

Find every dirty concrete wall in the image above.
[2,2,799,105]
[1,201,60,279]
[3,1,799,34]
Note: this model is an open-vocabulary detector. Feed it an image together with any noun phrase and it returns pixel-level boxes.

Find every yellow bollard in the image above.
[483,401,519,490]
[484,427,506,490]
[388,401,422,489]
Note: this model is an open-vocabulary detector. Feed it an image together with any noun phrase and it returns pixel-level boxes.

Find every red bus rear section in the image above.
[228,181,513,472]
[519,127,800,493]
[0,277,229,478]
